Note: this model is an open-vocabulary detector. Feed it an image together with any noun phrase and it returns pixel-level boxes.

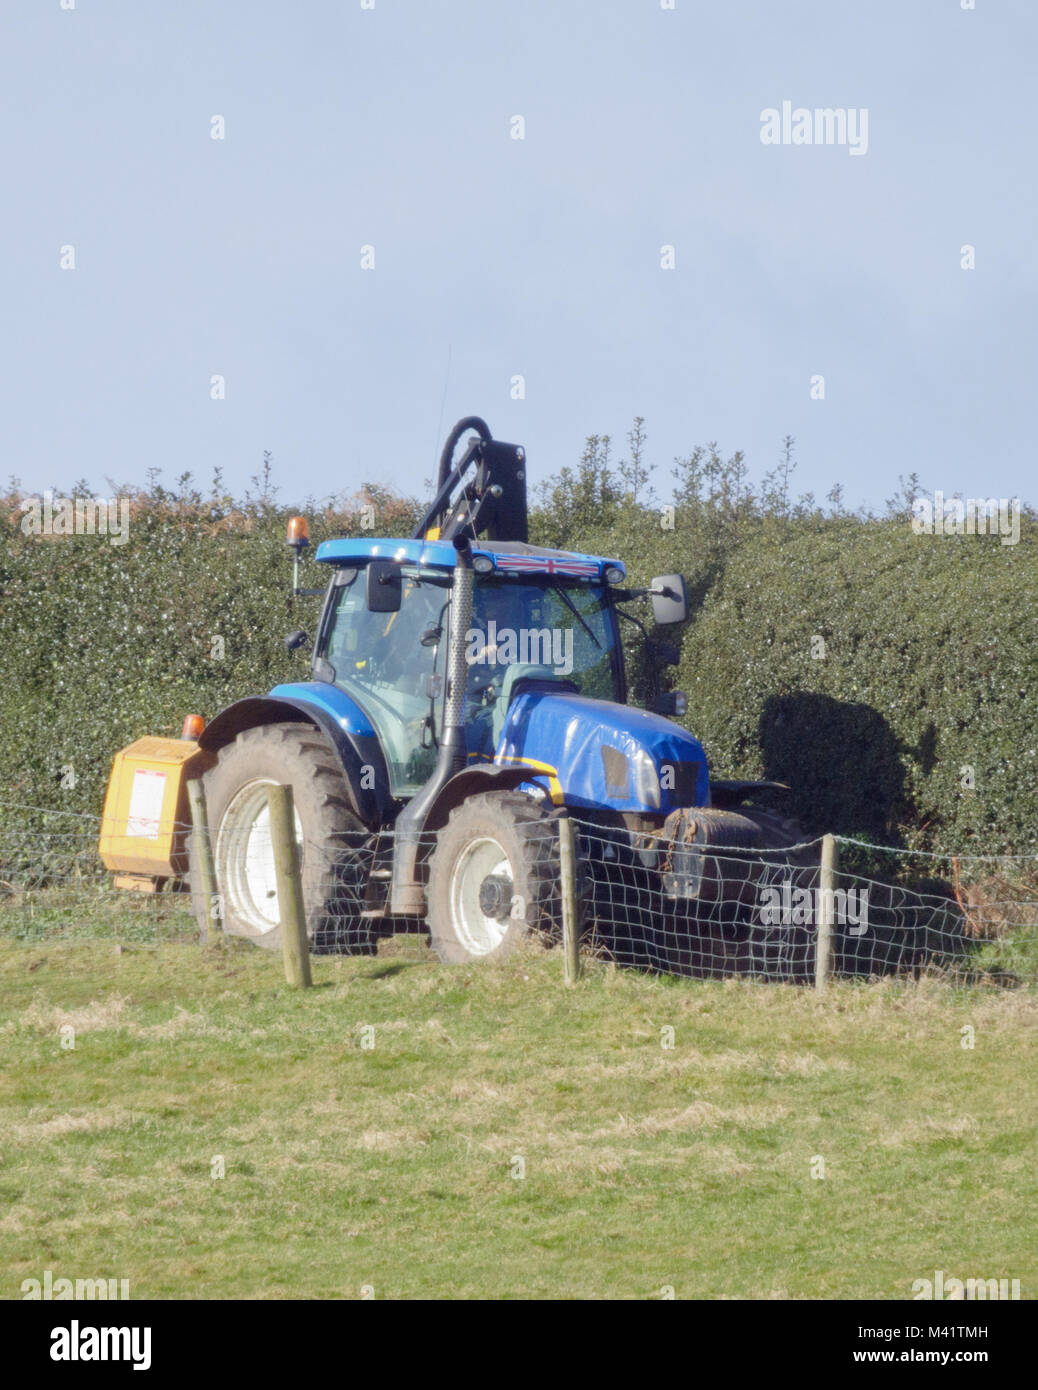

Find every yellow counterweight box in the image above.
[99,737,216,891]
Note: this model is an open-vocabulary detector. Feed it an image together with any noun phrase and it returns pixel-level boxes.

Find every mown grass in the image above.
[1,924,1035,1300]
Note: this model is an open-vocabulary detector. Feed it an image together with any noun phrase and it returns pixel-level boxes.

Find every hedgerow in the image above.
[0,481,420,851]
[1,430,1034,861]
[674,518,1038,855]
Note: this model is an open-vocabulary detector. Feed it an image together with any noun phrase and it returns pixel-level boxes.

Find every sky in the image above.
[2,0,1035,511]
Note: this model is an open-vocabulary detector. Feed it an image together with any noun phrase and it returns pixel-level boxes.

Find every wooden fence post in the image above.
[816,833,838,993]
[559,815,580,985]
[268,783,312,989]
[187,778,219,944]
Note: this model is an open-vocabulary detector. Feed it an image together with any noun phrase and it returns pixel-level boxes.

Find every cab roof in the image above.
[314,537,625,580]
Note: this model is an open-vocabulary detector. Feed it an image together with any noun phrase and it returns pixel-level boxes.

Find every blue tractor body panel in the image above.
[268,681,376,738]
[496,692,710,813]
[199,686,394,826]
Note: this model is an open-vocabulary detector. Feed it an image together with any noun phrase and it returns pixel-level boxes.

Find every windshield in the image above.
[462,576,622,760]
[468,577,619,696]
[321,566,622,796]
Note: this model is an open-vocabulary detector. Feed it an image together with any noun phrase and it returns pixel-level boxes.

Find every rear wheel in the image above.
[425,792,568,963]
[188,723,377,953]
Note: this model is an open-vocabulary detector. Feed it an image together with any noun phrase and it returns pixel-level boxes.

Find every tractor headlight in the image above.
[631,748,661,809]
[472,554,494,574]
[604,565,625,585]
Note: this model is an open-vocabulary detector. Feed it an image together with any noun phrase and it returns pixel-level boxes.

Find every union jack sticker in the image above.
[492,554,602,578]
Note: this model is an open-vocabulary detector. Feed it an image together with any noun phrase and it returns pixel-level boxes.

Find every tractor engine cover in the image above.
[497,691,710,814]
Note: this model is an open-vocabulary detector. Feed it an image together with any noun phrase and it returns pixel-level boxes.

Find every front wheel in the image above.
[425,792,567,963]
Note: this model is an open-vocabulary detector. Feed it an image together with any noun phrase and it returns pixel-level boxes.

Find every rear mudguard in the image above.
[198,687,393,828]
[414,762,545,833]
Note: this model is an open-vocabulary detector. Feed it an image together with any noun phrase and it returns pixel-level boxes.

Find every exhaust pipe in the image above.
[390,534,474,914]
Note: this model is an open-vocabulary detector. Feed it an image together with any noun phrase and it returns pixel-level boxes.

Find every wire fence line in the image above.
[1,800,1036,986]
[572,819,1038,985]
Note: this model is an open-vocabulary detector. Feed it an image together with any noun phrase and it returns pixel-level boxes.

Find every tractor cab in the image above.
[310,538,627,797]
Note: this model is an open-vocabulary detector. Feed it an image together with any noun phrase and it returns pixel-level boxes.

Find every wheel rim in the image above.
[216,779,303,934]
[449,836,515,957]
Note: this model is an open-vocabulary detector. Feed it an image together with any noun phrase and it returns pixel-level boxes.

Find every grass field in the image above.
[1,920,1036,1300]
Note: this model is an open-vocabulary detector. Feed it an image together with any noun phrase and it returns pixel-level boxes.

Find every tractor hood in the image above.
[495,692,709,814]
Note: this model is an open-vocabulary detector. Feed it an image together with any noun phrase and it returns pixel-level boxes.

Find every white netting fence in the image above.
[2,801,1036,986]
[571,818,1038,985]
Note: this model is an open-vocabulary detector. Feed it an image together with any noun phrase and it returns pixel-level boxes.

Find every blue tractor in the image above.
[185,418,806,966]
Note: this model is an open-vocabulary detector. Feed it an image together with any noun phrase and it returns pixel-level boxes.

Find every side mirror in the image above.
[652,691,688,718]
[284,629,310,652]
[366,559,402,613]
[650,574,688,626]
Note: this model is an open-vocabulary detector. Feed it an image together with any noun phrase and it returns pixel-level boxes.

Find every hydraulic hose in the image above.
[437,416,491,489]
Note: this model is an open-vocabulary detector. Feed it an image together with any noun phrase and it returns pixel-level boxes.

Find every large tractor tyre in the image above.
[425,791,576,964]
[187,724,377,955]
